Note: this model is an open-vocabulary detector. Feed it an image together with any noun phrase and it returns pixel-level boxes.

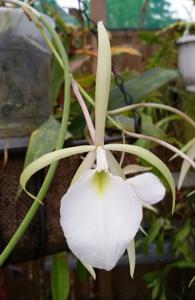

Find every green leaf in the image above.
[116,114,166,139]
[172,260,195,269]
[79,260,96,280]
[148,218,163,243]
[170,137,195,161]
[24,116,71,168]
[178,143,195,189]
[76,261,88,282]
[152,283,160,299]
[51,58,64,104]
[109,68,179,110]
[173,222,190,248]
[157,232,164,255]
[51,253,70,300]
[105,143,176,212]
[20,145,95,200]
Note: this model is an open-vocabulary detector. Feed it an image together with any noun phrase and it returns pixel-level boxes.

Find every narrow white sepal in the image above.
[178,143,195,189]
[127,239,136,278]
[106,150,126,179]
[95,22,111,145]
[139,225,148,236]
[20,145,95,200]
[123,164,152,175]
[80,260,96,280]
[71,150,96,184]
[142,202,157,213]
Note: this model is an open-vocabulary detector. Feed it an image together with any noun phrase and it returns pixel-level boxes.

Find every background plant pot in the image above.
[177,35,195,92]
[0,8,54,144]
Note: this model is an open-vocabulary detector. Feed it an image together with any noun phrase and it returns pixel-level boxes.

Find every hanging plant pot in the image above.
[0,7,54,143]
[177,35,195,92]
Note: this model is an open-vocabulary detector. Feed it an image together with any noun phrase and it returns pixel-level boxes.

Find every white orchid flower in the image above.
[20,22,175,280]
[60,146,165,272]
[60,23,165,275]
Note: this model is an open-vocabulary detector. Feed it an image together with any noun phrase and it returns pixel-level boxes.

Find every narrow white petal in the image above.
[106,150,126,179]
[139,225,148,236]
[71,150,96,184]
[142,202,157,213]
[95,22,111,145]
[128,172,166,205]
[127,239,135,278]
[60,170,142,271]
[80,260,96,280]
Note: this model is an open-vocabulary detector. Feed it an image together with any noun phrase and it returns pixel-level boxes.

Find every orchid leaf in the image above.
[170,137,195,161]
[20,145,95,199]
[51,58,64,104]
[51,253,70,300]
[24,116,71,168]
[178,143,195,189]
[105,143,176,212]
[116,115,167,139]
[127,239,136,278]
[109,68,179,110]
[95,22,111,145]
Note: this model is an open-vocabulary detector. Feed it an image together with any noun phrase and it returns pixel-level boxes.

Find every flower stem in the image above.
[72,79,96,144]
[0,2,71,266]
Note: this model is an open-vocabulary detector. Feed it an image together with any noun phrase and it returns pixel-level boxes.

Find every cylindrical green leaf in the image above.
[51,253,70,300]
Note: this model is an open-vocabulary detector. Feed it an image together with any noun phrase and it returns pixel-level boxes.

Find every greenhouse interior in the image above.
[0,0,195,299]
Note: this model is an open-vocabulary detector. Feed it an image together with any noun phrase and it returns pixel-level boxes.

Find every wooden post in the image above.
[91,0,106,23]
[98,270,114,300]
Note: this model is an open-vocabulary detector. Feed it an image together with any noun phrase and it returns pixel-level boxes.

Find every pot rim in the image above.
[177,34,195,45]
[0,6,54,25]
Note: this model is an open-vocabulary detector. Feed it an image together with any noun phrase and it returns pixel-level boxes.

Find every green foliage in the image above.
[51,254,70,300]
[141,192,195,299]
[23,116,71,168]
[108,68,179,110]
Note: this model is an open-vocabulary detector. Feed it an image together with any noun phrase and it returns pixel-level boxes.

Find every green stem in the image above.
[0,2,71,266]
